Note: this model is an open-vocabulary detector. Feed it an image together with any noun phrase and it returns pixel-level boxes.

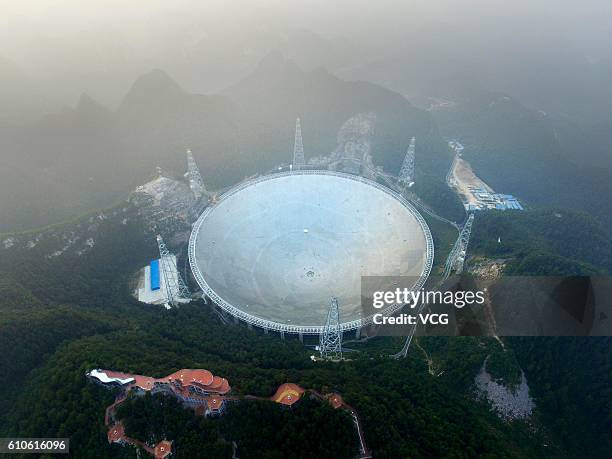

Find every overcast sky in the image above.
[1,1,611,109]
[3,0,611,53]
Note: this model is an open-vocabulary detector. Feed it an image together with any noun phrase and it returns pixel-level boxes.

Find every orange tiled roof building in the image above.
[88,368,230,415]
[270,383,306,406]
[89,368,232,459]
[89,368,230,395]
[106,420,172,459]
[89,370,368,459]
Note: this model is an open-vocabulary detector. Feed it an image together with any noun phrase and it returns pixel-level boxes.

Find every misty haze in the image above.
[0,2,610,458]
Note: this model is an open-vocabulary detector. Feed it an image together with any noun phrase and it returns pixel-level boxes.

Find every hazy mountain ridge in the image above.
[0,4,610,458]
[427,89,612,232]
[0,69,238,232]
[0,56,449,232]
[224,53,445,171]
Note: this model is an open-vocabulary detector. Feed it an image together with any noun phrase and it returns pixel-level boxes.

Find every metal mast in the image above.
[454,213,474,274]
[156,234,190,306]
[292,118,305,169]
[398,137,416,187]
[319,297,343,361]
[185,149,206,199]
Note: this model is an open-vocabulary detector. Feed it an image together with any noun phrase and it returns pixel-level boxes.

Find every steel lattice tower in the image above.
[156,234,190,306]
[185,149,207,199]
[453,213,475,274]
[319,297,343,360]
[398,137,416,187]
[292,118,305,169]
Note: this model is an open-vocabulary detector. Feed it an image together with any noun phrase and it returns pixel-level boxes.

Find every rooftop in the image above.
[208,397,224,410]
[107,422,125,443]
[88,368,231,395]
[154,441,173,459]
[327,393,345,409]
[272,383,306,406]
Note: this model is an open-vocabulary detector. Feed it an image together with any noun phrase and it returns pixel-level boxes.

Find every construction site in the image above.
[448,141,523,212]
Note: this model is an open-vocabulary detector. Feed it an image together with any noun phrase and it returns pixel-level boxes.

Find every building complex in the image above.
[88,368,231,459]
[465,187,524,211]
[88,368,370,458]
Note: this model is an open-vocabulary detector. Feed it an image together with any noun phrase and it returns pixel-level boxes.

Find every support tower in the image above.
[319,297,343,361]
[292,118,305,169]
[157,234,191,306]
[185,149,207,199]
[453,213,475,274]
[398,137,416,187]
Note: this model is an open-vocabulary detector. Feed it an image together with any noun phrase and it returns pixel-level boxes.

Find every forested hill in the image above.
[0,197,610,458]
[470,209,612,275]
[429,90,612,233]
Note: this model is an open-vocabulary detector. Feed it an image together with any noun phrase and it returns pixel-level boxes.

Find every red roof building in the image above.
[327,393,345,410]
[206,396,225,415]
[107,422,126,444]
[107,422,173,459]
[154,441,173,459]
[93,367,232,459]
[96,372,367,459]
[87,368,231,397]
[271,383,305,406]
